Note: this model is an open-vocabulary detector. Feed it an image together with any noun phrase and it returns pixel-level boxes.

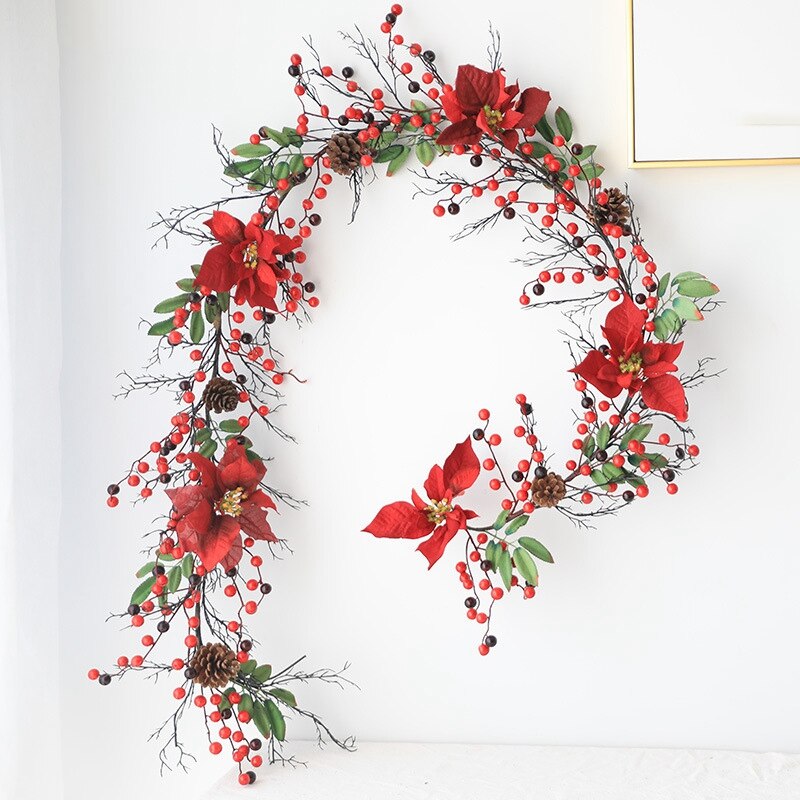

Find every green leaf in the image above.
[590,469,609,487]
[130,576,155,606]
[415,140,435,167]
[176,277,196,292]
[191,264,202,277]
[672,296,703,321]
[251,664,272,683]
[189,311,204,344]
[505,514,529,535]
[219,419,243,433]
[582,435,596,458]
[653,308,681,341]
[571,144,597,162]
[536,115,556,143]
[251,701,272,738]
[147,318,174,336]
[596,423,610,451]
[377,130,398,147]
[484,540,499,570]
[410,99,428,112]
[576,162,605,181]
[513,547,539,587]
[498,548,513,590]
[217,291,230,312]
[671,271,704,285]
[195,427,211,443]
[620,423,652,451]
[198,439,217,459]
[677,278,719,298]
[288,153,305,174]
[386,146,410,176]
[531,141,551,158]
[493,509,510,530]
[625,474,646,488]
[554,107,573,141]
[601,463,625,482]
[269,688,297,708]
[272,161,290,181]
[518,536,554,564]
[281,126,303,146]
[166,565,181,593]
[153,294,189,314]
[181,554,194,579]
[135,561,156,579]
[204,299,220,324]
[231,143,272,158]
[264,698,286,741]
[375,144,405,163]
[656,272,671,299]
[239,660,257,676]
[224,159,262,178]
[248,164,272,189]
[238,694,254,716]
[262,127,290,146]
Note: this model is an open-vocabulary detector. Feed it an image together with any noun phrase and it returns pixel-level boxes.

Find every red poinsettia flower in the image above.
[571,295,688,420]
[437,65,550,152]
[364,438,480,568]
[195,210,295,311]
[165,441,277,571]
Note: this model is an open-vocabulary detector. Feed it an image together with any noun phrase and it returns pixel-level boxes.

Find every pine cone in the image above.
[587,187,630,228]
[202,377,239,414]
[190,642,240,689]
[325,133,363,176]
[531,472,567,509]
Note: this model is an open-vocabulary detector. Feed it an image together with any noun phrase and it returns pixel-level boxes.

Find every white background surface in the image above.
[52,1,800,799]
[632,0,800,161]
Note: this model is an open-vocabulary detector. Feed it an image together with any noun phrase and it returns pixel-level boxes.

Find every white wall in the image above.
[56,1,800,798]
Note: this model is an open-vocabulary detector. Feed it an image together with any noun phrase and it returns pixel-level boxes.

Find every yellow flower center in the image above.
[618,352,643,374]
[425,499,453,525]
[243,242,259,270]
[482,106,504,130]
[218,486,248,517]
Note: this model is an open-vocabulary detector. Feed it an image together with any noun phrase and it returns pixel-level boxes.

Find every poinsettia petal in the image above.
[602,295,645,359]
[219,536,243,572]
[205,211,245,245]
[186,452,220,490]
[247,489,276,511]
[440,88,465,123]
[442,438,480,497]
[271,233,295,255]
[642,341,683,367]
[516,87,551,128]
[363,501,434,539]
[239,502,277,541]
[416,510,466,569]
[498,128,519,152]
[454,64,499,111]
[641,374,688,421]
[570,349,623,398]
[423,464,446,502]
[411,488,427,510]
[500,109,524,130]
[437,118,482,146]
[195,244,238,293]
[218,442,266,492]
[194,515,242,571]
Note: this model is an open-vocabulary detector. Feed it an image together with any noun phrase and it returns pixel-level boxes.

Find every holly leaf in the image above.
[386,146,410,177]
[596,423,610,450]
[135,561,156,579]
[224,159,262,178]
[147,319,174,336]
[620,423,652,451]
[153,294,189,314]
[239,660,257,676]
[505,515,529,535]
[251,664,272,683]
[375,144,405,164]
[238,694,254,716]
[536,115,556,143]
[415,140,435,167]
[189,311,204,344]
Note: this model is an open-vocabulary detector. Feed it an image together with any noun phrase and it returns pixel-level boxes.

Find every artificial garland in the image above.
[90,5,719,787]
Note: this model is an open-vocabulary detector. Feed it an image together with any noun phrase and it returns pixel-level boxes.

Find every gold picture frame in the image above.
[626,0,800,168]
